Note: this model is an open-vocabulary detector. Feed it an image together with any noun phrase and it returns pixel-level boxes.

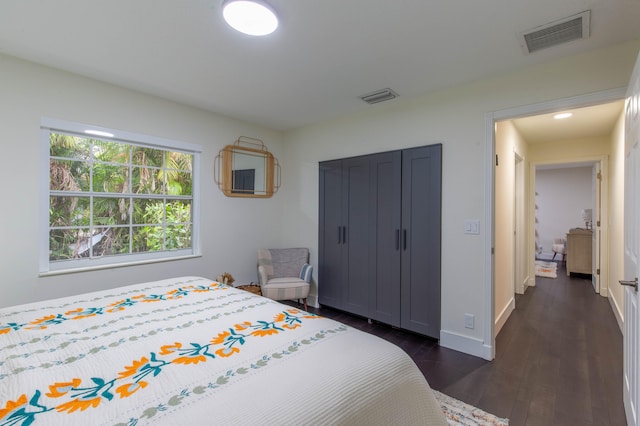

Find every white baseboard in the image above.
[308,293,319,309]
[608,289,624,332]
[495,296,515,336]
[600,285,609,297]
[440,330,493,360]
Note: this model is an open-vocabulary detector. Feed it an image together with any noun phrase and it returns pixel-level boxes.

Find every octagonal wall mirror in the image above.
[215,136,280,198]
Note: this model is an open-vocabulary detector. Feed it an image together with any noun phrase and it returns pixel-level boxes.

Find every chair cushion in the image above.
[261,278,310,301]
[270,248,309,278]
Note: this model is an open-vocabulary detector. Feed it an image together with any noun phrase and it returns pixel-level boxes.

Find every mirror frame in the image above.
[215,137,280,198]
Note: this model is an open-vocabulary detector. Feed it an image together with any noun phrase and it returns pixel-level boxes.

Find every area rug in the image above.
[433,390,509,425]
[535,260,557,278]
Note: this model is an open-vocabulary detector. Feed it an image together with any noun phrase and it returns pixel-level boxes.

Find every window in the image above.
[40,118,201,274]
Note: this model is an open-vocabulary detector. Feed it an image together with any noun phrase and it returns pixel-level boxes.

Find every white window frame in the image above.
[40,118,202,275]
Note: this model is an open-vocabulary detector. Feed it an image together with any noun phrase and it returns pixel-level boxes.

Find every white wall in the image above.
[280,40,640,359]
[494,120,529,336]
[535,167,593,259]
[0,53,286,308]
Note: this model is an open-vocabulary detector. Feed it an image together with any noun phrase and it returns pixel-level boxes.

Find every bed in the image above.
[1,276,446,425]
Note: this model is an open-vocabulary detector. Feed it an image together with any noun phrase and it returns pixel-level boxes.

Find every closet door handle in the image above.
[395,229,400,250]
[342,226,347,244]
[338,226,342,244]
[403,229,407,251]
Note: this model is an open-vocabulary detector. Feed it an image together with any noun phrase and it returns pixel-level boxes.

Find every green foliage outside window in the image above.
[48,132,193,262]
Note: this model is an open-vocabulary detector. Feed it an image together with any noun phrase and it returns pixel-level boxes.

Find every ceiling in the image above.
[1,1,639,131]
[510,100,625,144]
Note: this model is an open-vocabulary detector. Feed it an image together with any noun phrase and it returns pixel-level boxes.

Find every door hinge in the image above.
[495,154,499,166]
[597,171,602,180]
[597,220,600,227]
[597,268,600,275]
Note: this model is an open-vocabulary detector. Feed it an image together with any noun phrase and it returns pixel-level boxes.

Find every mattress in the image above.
[0,276,446,425]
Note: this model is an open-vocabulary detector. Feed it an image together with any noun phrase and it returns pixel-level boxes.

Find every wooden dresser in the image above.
[566,228,592,276]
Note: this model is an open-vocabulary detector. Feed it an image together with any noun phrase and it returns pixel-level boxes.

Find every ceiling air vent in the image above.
[520,10,590,55]
[359,88,399,105]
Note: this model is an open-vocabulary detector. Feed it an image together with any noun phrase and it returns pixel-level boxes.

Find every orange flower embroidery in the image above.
[46,378,82,398]
[118,357,149,379]
[234,322,252,331]
[0,394,27,419]
[166,289,183,299]
[106,300,126,313]
[210,331,230,345]
[55,397,101,413]
[273,313,286,322]
[251,328,279,337]
[159,342,182,355]
[28,314,55,329]
[0,328,10,335]
[173,355,207,364]
[64,307,99,320]
[283,323,301,330]
[115,381,148,398]
[215,346,239,357]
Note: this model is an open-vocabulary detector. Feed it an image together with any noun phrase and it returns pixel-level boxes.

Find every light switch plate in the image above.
[464,219,480,235]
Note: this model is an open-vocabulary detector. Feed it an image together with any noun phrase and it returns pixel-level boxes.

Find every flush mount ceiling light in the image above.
[553,112,573,120]
[222,0,279,36]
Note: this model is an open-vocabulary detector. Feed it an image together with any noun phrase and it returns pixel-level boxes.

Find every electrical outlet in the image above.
[464,313,475,329]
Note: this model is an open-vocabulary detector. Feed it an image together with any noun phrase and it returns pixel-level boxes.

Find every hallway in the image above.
[484,263,626,425]
[310,261,626,425]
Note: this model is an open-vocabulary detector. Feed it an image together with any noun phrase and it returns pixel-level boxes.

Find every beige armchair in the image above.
[257,248,312,310]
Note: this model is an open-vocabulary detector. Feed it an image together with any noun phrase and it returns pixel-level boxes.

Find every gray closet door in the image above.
[318,156,371,315]
[343,156,370,317]
[400,144,442,338]
[318,159,344,309]
[367,151,402,326]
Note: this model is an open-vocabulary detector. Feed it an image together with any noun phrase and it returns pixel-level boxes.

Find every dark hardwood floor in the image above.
[298,262,626,425]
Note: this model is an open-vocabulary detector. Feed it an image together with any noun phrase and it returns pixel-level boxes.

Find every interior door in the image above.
[318,160,345,309]
[400,144,442,338]
[367,151,402,326]
[592,162,601,293]
[514,152,526,294]
[623,51,640,426]
[344,156,371,317]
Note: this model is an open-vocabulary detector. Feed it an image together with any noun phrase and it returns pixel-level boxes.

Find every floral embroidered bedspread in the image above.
[0,276,445,426]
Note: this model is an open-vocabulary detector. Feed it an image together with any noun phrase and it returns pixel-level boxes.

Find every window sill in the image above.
[39,254,202,277]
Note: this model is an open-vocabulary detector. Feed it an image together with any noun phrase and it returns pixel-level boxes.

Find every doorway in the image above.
[485,88,626,360]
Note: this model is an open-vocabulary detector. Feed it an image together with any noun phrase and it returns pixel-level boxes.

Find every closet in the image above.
[318,144,441,339]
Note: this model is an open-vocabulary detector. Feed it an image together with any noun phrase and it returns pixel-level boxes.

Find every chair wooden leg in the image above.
[303,298,307,311]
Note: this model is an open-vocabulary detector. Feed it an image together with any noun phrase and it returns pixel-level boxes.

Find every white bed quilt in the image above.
[0,276,446,425]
